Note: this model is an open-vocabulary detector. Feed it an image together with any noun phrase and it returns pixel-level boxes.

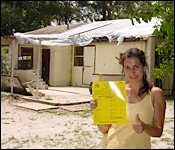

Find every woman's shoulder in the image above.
[151,86,164,95]
[151,86,165,103]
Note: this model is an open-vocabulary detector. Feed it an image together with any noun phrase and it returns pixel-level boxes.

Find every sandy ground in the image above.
[1,95,174,149]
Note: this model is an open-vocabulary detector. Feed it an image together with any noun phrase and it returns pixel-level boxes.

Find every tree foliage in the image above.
[1,1,153,35]
[1,1,96,35]
[151,1,174,79]
[1,47,11,75]
[1,2,22,35]
[131,1,174,94]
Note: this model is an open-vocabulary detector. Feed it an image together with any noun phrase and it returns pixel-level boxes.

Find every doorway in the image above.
[82,46,95,85]
[42,49,50,85]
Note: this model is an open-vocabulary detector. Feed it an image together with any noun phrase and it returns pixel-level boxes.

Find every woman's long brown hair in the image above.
[120,48,153,97]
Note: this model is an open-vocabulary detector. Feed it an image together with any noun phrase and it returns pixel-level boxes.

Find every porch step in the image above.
[31,70,48,90]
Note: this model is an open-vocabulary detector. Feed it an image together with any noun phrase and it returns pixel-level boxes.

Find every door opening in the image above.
[42,49,50,85]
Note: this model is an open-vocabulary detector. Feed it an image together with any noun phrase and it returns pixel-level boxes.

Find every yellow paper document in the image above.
[93,81,126,125]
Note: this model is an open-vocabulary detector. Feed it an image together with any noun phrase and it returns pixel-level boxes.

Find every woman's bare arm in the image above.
[133,87,166,137]
[144,87,166,137]
[90,99,111,134]
[97,124,112,134]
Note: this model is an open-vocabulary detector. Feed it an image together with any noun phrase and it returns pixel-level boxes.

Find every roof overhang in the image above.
[12,17,162,47]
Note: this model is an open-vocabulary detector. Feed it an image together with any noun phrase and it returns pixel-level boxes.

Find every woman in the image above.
[90,48,166,149]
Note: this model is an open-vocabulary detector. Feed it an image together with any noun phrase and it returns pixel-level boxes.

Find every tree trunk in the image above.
[102,9,106,21]
[65,16,68,24]
[57,19,61,25]
[108,1,112,20]
[171,74,174,96]
[13,1,17,8]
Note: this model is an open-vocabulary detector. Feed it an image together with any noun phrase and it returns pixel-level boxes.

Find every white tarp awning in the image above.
[14,17,161,46]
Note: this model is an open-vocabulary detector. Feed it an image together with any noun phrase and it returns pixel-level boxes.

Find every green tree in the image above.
[131,1,174,95]
[1,47,11,74]
[1,2,22,36]
[87,1,153,21]
[1,1,155,35]
[1,1,95,35]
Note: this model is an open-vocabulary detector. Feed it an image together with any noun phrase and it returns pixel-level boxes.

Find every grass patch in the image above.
[167,127,174,136]
[1,93,6,98]
[8,135,17,141]
[81,131,92,137]
[165,117,174,123]
[37,111,43,114]
[151,139,157,144]
[166,99,174,102]
[54,133,59,137]
[44,95,53,100]
[74,125,82,133]
[73,111,92,118]
[68,121,74,124]
[44,109,57,114]
[57,112,67,115]
[160,137,174,145]
[1,93,7,101]
[28,117,37,121]
[83,109,91,113]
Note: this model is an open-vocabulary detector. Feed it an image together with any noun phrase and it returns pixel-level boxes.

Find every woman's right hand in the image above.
[90,99,98,110]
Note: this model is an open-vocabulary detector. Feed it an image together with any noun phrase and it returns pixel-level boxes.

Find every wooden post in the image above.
[36,38,41,99]
[11,38,15,94]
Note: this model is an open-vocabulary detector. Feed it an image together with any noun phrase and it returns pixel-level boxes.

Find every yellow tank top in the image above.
[101,91,154,149]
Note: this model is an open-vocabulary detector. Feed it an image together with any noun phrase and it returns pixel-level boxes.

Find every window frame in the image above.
[74,46,84,66]
[18,47,33,70]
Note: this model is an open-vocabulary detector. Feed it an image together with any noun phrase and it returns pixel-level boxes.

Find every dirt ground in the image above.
[1,94,174,149]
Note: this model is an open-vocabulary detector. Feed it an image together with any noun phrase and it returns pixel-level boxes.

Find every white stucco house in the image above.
[1,18,173,95]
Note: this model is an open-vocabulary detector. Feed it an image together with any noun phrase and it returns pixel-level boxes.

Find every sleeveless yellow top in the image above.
[101,92,154,149]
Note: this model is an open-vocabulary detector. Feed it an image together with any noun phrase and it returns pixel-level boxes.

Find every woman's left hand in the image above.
[133,113,145,134]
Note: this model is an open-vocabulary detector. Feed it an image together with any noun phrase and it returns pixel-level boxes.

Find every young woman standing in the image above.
[90,48,166,149]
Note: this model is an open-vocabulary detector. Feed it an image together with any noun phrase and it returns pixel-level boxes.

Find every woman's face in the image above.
[123,57,146,84]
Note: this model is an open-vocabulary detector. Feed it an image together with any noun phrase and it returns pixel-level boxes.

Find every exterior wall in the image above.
[14,70,35,83]
[49,45,72,86]
[1,38,72,87]
[71,45,86,87]
[17,44,72,87]
[1,37,173,94]
[94,41,146,74]
[71,41,146,87]
[72,67,83,87]
[13,69,44,89]
[145,36,156,84]
[17,44,43,79]
[71,45,95,87]
[71,38,173,94]
[146,36,173,95]
[18,44,38,69]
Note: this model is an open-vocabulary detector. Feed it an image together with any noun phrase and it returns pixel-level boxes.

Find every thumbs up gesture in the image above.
[133,114,146,134]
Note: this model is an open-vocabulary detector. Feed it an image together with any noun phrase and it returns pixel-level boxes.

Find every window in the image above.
[74,47,84,66]
[18,47,33,69]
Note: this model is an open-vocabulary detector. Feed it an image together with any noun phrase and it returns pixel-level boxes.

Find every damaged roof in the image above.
[14,17,161,46]
[24,23,88,35]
